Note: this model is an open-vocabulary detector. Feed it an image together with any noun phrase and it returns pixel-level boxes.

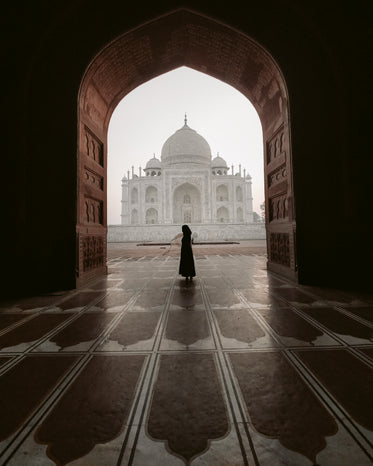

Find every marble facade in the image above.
[110,118,264,242]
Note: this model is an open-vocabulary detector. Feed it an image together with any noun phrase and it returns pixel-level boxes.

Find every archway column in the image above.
[264,121,297,279]
[76,115,108,286]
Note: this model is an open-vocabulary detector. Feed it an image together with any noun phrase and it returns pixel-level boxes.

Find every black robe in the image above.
[179,235,196,277]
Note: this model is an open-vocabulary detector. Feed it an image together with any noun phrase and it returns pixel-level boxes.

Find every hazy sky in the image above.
[107,66,264,224]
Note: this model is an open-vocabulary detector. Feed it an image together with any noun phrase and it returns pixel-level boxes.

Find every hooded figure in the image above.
[179,225,196,280]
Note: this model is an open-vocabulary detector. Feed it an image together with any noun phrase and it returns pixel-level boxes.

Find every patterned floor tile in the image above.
[0,244,372,465]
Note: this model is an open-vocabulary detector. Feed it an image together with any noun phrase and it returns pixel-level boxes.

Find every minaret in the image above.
[184,113,187,126]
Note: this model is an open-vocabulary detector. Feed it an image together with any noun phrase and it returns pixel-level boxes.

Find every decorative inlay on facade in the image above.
[268,164,287,188]
[266,126,285,164]
[84,127,104,167]
[270,232,290,266]
[84,198,103,225]
[81,236,105,272]
[171,177,203,190]
[84,168,104,190]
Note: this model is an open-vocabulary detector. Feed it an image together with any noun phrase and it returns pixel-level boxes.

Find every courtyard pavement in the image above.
[0,241,372,465]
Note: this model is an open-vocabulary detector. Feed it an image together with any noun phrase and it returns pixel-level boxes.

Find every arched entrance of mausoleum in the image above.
[77,8,296,286]
[173,183,202,224]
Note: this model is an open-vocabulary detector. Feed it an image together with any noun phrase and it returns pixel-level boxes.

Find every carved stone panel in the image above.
[270,233,290,266]
[84,127,104,167]
[268,163,287,188]
[81,236,105,272]
[83,168,104,191]
[269,194,288,222]
[84,197,104,225]
[83,84,108,130]
[266,125,285,164]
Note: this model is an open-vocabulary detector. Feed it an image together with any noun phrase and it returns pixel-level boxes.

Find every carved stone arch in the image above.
[216,184,229,202]
[145,185,158,203]
[217,206,229,223]
[77,7,296,285]
[145,208,158,224]
[172,182,201,224]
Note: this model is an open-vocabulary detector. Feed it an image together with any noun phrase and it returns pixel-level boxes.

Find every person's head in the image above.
[182,224,192,236]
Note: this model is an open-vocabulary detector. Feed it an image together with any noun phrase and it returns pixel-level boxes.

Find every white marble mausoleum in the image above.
[108,117,265,242]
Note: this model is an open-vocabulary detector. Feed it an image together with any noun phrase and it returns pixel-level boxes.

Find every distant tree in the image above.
[253,212,261,223]
[260,202,265,222]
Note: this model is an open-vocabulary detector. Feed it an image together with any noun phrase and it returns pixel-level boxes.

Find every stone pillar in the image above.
[121,177,129,225]
[245,176,254,222]
[164,172,172,224]
[138,181,143,225]
[232,179,236,223]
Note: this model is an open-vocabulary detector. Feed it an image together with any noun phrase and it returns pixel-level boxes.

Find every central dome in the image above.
[161,118,212,166]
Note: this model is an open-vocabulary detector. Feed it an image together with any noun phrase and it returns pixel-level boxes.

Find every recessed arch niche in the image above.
[145,186,158,203]
[146,208,158,224]
[77,8,296,285]
[173,183,202,224]
[216,184,229,202]
[217,206,229,223]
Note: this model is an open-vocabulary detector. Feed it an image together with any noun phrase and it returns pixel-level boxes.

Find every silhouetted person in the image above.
[179,225,196,280]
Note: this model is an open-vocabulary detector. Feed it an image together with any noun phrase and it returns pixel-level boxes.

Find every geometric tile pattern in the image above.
[0,245,372,465]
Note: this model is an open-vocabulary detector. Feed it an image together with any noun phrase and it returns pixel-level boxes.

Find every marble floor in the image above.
[0,244,372,465]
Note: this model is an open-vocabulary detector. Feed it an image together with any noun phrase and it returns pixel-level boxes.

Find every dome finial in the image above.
[184,113,187,125]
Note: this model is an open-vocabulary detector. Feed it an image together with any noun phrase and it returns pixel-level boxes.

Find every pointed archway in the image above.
[77,8,296,286]
[173,183,202,224]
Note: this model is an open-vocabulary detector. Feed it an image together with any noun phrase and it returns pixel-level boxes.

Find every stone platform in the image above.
[0,242,372,465]
[108,223,266,243]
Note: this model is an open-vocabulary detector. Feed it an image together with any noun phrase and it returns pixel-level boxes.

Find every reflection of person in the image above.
[179,225,196,280]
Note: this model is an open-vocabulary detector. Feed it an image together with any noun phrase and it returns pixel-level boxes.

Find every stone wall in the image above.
[108,223,266,243]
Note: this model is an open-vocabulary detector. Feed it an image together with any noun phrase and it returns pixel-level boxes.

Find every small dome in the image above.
[145,156,162,169]
[212,154,228,168]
